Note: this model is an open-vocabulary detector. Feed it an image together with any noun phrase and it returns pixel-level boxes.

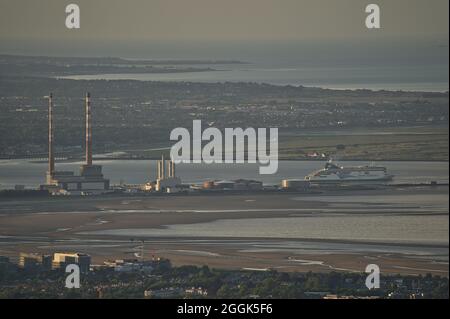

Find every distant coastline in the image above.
[0,54,247,77]
[2,53,448,92]
[57,71,449,93]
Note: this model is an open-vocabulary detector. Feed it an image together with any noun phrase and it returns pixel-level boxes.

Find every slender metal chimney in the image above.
[157,160,162,180]
[48,93,55,178]
[167,160,172,178]
[161,154,165,179]
[85,92,92,166]
[170,160,176,178]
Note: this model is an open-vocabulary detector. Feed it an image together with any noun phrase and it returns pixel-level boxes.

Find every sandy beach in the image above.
[0,186,448,276]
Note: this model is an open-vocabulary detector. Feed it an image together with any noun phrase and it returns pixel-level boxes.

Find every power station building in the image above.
[155,155,181,192]
[44,93,109,192]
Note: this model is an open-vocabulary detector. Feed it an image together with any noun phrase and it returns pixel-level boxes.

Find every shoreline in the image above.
[56,73,449,93]
[21,158,450,163]
[0,188,448,276]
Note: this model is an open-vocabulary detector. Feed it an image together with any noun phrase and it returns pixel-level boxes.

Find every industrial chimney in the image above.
[42,92,110,191]
[157,160,162,180]
[85,92,92,166]
[169,160,176,178]
[47,93,55,181]
[161,154,165,179]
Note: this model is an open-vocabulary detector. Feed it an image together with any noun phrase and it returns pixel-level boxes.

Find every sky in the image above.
[1,0,448,41]
[0,0,448,58]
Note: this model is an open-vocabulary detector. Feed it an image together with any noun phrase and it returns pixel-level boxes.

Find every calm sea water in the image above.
[1,159,448,249]
[0,160,448,189]
[61,64,449,92]
[81,186,449,246]
[86,214,449,246]
[57,38,450,92]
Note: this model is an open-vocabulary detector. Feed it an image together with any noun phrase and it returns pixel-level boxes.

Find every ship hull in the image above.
[306,175,394,185]
[305,162,394,185]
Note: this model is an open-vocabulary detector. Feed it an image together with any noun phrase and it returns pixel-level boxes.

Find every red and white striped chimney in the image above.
[85,92,92,166]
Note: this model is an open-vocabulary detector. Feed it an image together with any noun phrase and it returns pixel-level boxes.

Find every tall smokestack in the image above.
[161,154,165,179]
[168,160,175,178]
[48,93,55,178]
[157,160,162,180]
[170,160,176,178]
[168,160,172,178]
[85,92,92,166]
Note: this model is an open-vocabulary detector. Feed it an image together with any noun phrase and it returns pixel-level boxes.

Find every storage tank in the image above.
[281,179,310,190]
[202,180,215,189]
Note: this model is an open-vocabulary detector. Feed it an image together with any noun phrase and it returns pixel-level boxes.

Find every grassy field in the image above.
[92,125,448,161]
[278,126,449,161]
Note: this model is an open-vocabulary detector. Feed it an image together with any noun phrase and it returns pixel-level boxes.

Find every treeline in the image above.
[0,260,448,299]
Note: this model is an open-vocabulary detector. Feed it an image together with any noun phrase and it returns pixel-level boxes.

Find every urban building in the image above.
[104,259,154,273]
[52,252,91,272]
[0,256,15,274]
[185,287,208,297]
[0,256,10,263]
[19,253,52,271]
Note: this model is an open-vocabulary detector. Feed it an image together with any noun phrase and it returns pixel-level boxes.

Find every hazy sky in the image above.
[0,0,448,41]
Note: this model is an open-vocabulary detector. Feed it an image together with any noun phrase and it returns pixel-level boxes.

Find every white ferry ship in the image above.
[305,160,393,184]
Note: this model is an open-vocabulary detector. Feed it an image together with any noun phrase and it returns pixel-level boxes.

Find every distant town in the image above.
[0,253,448,299]
[0,55,448,162]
